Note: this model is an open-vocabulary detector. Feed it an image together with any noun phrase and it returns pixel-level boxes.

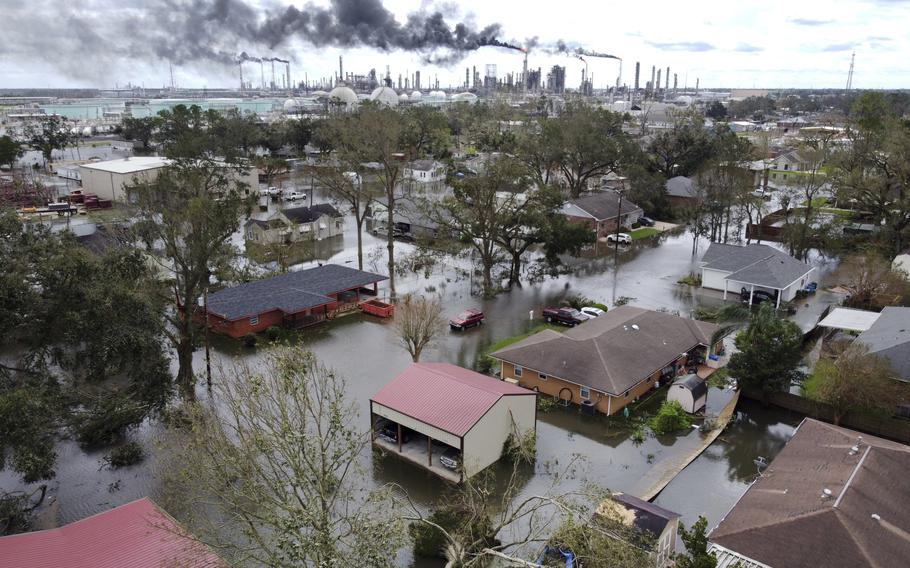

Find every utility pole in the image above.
[845,52,855,93]
[203,284,212,390]
[613,189,624,265]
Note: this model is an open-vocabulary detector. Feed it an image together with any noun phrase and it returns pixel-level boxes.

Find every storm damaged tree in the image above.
[159,349,406,566]
[22,115,74,168]
[780,130,836,260]
[394,294,445,362]
[727,304,805,399]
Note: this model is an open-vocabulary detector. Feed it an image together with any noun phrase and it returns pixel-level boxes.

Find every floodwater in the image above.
[2,166,816,564]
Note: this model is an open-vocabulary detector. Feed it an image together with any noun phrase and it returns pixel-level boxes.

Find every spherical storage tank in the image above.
[369,86,399,107]
[81,126,93,137]
[283,98,299,112]
[410,90,423,101]
[398,93,409,102]
[328,86,358,106]
[450,92,478,104]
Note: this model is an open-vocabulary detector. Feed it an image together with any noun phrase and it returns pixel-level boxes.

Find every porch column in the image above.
[749,284,754,306]
[427,437,432,467]
[397,423,402,453]
[723,278,728,300]
[776,289,782,309]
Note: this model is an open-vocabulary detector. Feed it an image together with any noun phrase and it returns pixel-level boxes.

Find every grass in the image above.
[84,205,135,223]
[245,240,314,266]
[630,227,661,240]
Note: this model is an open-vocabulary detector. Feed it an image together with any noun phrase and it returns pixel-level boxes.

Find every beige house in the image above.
[370,363,536,482]
[244,204,343,245]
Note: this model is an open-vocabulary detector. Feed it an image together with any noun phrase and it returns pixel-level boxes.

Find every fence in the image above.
[741,389,910,443]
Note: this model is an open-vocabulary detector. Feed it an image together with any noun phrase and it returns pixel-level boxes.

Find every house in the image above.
[369,362,536,482]
[405,159,446,183]
[78,156,259,202]
[709,418,910,568]
[562,191,644,238]
[771,150,806,172]
[491,306,722,416]
[667,374,707,413]
[699,243,815,308]
[665,175,697,208]
[204,264,387,338]
[597,493,680,568]
[0,497,224,568]
[893,250,910,277]
[244,204,343,244]
[855,306,910,382]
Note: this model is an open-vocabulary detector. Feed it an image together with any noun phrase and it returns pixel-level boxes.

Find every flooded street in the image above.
[3,165,816,563]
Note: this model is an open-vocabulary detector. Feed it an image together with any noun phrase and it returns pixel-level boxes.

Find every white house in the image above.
[244,203,343,245]
[700,243,815,308]
[405,159,446,183]
[771,150,806,172]
[370,363,536,482]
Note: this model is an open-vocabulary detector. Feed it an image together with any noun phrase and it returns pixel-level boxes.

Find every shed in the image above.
[370,363,536,482]
[667,374,707,413]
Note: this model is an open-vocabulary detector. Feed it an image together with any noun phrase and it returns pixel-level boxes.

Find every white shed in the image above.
[370,362,536,481]
[667,374,707,414]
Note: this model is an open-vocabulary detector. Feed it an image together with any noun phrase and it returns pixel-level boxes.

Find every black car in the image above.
[439,447,460,470]
[378,422,411,444]
[638,216,656,227]
[740,288,776,305]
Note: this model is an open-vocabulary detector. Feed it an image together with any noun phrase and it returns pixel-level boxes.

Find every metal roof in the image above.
[0,497,224,568]
[817,307,882,333]
[370,363,534,438]
[79,156,171,174]
[856,306,910,381]
[206,264,387,320]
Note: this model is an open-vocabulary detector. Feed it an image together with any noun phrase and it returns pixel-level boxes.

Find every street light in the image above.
[613,188,625,262]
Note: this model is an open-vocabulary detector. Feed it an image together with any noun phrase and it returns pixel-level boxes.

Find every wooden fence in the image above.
[741,389,910,443]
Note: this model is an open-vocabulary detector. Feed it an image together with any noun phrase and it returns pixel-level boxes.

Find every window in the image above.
[538,372,548,381]
[249,316,259,326]
[580,386,590,400]
[514,366,523,377]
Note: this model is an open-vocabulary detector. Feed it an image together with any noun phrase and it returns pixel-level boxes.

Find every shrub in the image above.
[264,326,282,342]
[648,400,692,435]
[677,273,702,286]
[566,295,609,312]
[410,504,498,559]
[614,296,635,307]
[536,395,557,413]
[630,423,647,445]
[243,333,258,348]
[70,396,146,448]
[105,441,144,469]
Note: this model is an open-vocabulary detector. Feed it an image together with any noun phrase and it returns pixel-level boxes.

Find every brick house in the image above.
[561,191,643,238]
[491,306,722,415]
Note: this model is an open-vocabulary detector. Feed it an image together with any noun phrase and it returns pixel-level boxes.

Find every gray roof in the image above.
[701,243,813,289]
[491,306,719,395]
[409,159,442,171]
[856,306,910,381]
[610,493,680,537]
[665,175,696,198]
[710,418,910,568]
[282,203,342,224]
[206,264,387,320]
[565,191,642,221]
[673,373,708,400]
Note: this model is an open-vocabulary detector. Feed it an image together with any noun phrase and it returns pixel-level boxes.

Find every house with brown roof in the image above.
[562,191,644,238]
[491,306,722,415]
[709,418,910,568]
[369,363,536,482]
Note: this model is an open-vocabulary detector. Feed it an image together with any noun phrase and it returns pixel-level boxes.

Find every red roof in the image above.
[370,363,534,437]
[0,498,225,568]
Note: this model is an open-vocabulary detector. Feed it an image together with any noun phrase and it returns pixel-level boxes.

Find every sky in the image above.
[1,0,908,90]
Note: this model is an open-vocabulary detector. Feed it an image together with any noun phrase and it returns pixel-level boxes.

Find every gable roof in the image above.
[491,306,719,395]
[666,175,697,198]
[710,418,910,568]
[856,306,910,381]
[563,191,642,221]
[370,363,534,437]
[0,497,224,568]
[282,203,342,224]
[673,373,708,400]
[206,264,387,320]
[701,243,813,289]
[609,493,680,537]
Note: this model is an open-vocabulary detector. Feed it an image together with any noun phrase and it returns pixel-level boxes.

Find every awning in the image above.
[817,307,881,332]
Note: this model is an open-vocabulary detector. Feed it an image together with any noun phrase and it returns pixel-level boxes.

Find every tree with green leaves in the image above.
[705,101,727,121]
[676,516,717,568]
[0,135,24,169]
[402,105,452,159]
[694,126,755,243]
[809,343,902,425]
[22,115,74,168]
[727,303,805,398]
[648,109,715,179]
[160,349,406,567]
[284,116,315,155]
[120,116,158,149]
[779,130,836,260]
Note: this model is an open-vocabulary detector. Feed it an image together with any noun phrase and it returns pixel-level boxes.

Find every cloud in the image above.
[789,18,834,26]
[820,43,854,52]
[734,43,763,53]
[645,41,715,52]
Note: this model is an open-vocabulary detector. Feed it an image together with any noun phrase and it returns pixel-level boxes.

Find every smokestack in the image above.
[339,55,343,84]
[673,73,678,92]
[259,61,264,90]
[523,51,528,92]
[695,77,700,94]
[287,62,291,92]
[650,65,656,96]
[634,62,640,91]
[656,69,662,93]
[271,60,276,91]
[666,66,670,91]
[239,61,244,92]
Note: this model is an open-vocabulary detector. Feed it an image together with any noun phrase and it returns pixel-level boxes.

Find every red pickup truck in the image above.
[542,307,589,327]
[450,308,484,330]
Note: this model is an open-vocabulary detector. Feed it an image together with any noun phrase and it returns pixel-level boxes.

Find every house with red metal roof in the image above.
[370,362,536,482]
[0,497,225,568]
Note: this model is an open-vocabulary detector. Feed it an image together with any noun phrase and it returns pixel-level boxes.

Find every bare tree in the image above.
[811,343,902,425]
[833,253,910,310]
[315,165,373,270]
[159,349,406,566]
[394,294,444,362]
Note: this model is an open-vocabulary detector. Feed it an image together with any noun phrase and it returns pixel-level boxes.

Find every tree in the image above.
[833,253,910,310]
[253,155,288,188]
[705,101,727,121]
[0,135,24,169]
[22,115,74,167]
[394,294,444,362]
[780,131,836,260]
[402,105,452,159]
[120,116,158,149]
[727,303,805,397]
[676,516,717,568]
[809,344,901,425]
[160,349,406,567]
[694,126,755,243]
[647,109,714,179]
[284,116,315,155]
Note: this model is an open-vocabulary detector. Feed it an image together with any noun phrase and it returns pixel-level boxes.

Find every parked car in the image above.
[638,216,655,227]
[580,306,606,318]
[740,288,777,305]
[751,188,772,200]
[261,186,282,197]
[378,422,411,445]
[284,190,307,201]
[606,232,632,244]
[450,308,484,330]
[543,307,589,326]
[439,447,460,470]
[804,282,818,293]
